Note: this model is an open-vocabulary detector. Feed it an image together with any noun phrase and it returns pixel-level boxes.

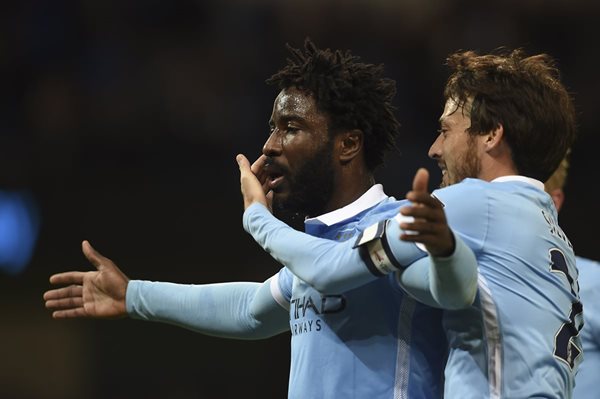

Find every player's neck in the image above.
[325,168,375,212]
[479,153,519,181]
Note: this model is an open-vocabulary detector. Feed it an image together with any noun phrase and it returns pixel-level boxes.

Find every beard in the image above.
[271,140,335,228]
[440,136,481,188]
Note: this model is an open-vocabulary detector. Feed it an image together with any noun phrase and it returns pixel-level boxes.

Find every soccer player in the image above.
[44,39,478,399]
[545,157,600,398]
[237,49,581,398]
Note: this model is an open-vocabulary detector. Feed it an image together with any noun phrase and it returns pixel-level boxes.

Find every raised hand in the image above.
[398,168,455,257]
[236,154,272,211]
[43,240,129,319]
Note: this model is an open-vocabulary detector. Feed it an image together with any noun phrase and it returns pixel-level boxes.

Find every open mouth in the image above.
[267,173,284,190]
[263,160,287,191]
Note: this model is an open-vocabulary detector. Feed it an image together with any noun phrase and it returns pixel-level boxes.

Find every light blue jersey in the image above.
[573,256,600,398]
[243,176,581,398]
[433,177,581,398]
[269,185,447,399]
[126,185,448,399]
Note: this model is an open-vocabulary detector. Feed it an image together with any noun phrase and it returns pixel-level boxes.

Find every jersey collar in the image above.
[491,175,545,191]
[306,184,388,227]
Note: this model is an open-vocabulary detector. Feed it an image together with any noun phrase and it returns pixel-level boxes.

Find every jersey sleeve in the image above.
[126,276,289,339]
[396,232,478,309]
[243,202,478,309]
[243,203,380,294]
[271,267,292,311]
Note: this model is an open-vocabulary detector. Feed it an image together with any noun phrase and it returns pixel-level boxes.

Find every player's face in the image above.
[429,98,482,187]
[262,87,336,222]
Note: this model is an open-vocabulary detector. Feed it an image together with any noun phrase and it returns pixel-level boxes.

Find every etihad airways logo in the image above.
[290,294,346,336]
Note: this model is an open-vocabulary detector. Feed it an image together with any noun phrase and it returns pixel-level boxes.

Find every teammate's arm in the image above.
[237,154,477,309]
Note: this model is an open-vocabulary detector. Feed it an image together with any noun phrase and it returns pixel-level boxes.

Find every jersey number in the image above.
[550,249,583,369]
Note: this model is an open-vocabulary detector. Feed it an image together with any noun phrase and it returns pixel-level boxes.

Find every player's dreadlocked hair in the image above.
[444,49,576,182]
[266,38,400,172]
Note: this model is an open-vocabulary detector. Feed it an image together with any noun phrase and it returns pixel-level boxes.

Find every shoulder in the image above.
[431,179,491,218]
[362,197,408,222]
[577,256,600,279]
[432,179,490,204]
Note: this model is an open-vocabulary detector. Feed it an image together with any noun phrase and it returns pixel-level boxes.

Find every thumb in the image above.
[412,168,430,194]
[237,153,258,187]
[82,240,107,270]
[250,154,267,175]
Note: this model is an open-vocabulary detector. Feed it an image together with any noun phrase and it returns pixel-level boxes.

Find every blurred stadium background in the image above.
[1,1,598,397]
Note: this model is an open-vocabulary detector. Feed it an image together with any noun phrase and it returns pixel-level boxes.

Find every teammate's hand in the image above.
[43,240,129,319]
[398,168,455,257]
[236,154,273,211]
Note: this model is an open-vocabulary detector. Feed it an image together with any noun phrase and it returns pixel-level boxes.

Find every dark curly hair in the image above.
[266,38,400,172]
[444,49,577,182]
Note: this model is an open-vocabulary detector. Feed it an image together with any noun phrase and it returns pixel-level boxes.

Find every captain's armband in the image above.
[354,220,403,276]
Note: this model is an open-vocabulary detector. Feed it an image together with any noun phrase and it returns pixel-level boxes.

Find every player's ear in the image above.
[338,130,363,164]
[549,188,565,212]
[483,123,504,153]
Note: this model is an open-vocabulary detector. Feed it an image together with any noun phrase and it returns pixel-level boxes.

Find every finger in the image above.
[400,205,445,222]
[266,191,273,210]
[43,284,83,300]
[405,191,441,207]
[412,168,430,194]
[237,154,268,209]
[45,296,84,310]
[250,155,267,175]
[400,232,439,245]
[400,231,454,257]
[236,153,251,171]
[400,220,445,235]
[253,155,270,188]
[52,308,88,319]
[237,154,253,188]
[82,240,107,270]
[49,271,86,285]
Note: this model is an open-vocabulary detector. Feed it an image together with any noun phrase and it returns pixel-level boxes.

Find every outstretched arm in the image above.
[237,154,477,309]
[126,278,289,339]
[44,241,289,339]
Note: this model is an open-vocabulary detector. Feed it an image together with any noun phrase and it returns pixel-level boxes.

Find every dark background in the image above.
[1,1,598,398]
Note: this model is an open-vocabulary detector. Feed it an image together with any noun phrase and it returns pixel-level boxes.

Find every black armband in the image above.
[354,220,402,276]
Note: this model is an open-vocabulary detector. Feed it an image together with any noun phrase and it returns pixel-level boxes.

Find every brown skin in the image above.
[45,87,457,319]
[43,240,128,319]
[44,87,376,320]
[237,160,455,258]
[263,87,373,219]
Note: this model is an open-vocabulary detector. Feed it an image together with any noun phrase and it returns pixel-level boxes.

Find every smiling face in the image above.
[262,87,336,222]
[429,98,482,187]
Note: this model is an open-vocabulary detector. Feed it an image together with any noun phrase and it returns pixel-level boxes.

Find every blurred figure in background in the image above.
[546,156,600,398]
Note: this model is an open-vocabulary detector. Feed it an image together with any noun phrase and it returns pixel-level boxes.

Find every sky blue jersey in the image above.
[573,256,600,398]
[243,176,581,398]
[433,177,581,398]
[269,185,447,399]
